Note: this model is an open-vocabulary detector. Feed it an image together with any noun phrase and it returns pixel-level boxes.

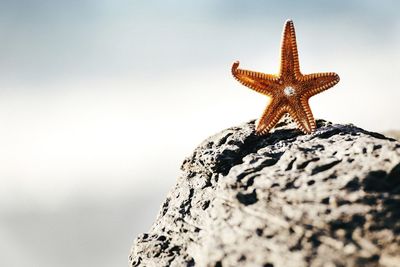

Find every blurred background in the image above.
[0,0,399,266]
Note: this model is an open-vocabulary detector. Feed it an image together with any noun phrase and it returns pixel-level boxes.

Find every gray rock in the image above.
[383,130,400,141]
[129,117,400,267]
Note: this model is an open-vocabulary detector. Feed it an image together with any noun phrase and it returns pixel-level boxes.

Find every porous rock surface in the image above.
[130,118,400,267]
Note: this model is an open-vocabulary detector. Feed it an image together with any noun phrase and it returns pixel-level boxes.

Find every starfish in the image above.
[232,20,340,135]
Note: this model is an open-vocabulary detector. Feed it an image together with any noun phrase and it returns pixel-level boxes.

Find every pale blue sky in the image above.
[0,0,398,84]
[0,1,399,267]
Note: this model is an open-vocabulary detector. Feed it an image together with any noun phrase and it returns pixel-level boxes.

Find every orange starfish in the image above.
[232,20,340,135]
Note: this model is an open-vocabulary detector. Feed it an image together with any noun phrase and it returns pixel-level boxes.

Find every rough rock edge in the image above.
[383,130,400,141]
[130,117,400,267]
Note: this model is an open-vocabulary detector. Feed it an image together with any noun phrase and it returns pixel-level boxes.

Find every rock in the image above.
[383,130,400,141]
[129,117,400,267]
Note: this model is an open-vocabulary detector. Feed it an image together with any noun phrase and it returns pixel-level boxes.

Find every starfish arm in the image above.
[256,98,287,135]
[232,61,279,97]
[279,20,301,78]
[288,97,316,134]
[300,72,340,97]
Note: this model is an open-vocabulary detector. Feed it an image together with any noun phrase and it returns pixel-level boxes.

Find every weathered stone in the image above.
[130,117,400,267]
[383,130,400,141]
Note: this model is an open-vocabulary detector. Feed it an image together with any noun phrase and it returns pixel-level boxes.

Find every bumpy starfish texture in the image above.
[232,20,340,135]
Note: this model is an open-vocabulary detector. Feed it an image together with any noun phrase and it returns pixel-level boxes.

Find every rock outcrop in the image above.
[129,117,400,267]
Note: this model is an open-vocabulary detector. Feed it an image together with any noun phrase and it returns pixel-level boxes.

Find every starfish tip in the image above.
[334,73,340,82]
[285,19,294,25]
[232,61,240,71]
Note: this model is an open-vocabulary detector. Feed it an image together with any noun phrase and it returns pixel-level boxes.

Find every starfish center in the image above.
[284,86,295,96]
